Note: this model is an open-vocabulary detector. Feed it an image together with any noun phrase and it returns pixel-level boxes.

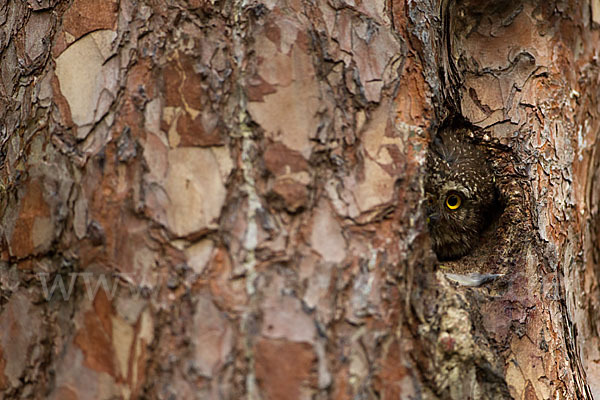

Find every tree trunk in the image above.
[0,0,597,399]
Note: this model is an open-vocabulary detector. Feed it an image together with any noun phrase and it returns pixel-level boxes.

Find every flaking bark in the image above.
[0,0,597,399]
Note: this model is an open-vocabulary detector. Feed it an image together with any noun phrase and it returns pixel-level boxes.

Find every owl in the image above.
[425,122,497,260]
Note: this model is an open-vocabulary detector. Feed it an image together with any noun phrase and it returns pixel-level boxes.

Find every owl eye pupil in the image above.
[445,194,461,210]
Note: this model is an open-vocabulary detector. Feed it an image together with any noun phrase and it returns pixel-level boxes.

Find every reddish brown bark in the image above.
[0,0,597,399]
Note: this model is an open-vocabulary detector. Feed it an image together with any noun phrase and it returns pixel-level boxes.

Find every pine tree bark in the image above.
[0,0,597,399]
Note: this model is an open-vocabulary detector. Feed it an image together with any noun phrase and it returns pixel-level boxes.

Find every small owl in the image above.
[425,122,497,260]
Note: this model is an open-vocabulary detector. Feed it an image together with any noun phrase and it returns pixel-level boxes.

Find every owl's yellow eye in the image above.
[445,194,461,210]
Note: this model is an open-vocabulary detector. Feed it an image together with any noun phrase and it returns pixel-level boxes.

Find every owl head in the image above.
[425,124,497,260]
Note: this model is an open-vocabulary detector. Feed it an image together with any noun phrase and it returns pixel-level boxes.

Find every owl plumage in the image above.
[425,122,497,260]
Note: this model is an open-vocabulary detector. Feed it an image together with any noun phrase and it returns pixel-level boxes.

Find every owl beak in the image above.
[427,212,440,225]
